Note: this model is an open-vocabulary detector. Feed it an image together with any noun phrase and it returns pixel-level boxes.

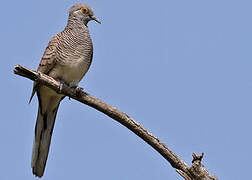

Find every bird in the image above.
[29,3,101,177]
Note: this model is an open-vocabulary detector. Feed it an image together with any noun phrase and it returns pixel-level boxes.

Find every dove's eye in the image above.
[80,8,89,14]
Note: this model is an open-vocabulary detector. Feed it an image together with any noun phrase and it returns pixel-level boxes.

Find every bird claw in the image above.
[68,86,83,99]
[76,87,84,91]
[36,72,41,81]
[75,86,84,97]
[58,83,63,93]
[57,81,65,94]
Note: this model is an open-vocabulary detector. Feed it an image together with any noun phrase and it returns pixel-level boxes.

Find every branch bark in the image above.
[13,65,218,180]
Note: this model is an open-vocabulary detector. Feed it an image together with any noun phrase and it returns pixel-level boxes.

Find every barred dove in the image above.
[29,4,100,177]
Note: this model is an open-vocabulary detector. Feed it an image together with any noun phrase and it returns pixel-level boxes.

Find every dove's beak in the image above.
[91,16,101,24]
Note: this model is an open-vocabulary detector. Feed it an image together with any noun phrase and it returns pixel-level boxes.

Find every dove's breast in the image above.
[50,28,93,85]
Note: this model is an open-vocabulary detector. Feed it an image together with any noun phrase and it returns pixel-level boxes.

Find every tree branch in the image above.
[13,65,218,180]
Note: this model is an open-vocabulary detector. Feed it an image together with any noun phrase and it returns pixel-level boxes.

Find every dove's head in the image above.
[69,4,101,25]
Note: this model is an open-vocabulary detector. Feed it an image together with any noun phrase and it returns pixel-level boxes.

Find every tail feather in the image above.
[31,105,59,177]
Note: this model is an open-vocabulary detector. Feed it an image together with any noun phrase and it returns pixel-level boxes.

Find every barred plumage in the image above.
[30,3,100,177]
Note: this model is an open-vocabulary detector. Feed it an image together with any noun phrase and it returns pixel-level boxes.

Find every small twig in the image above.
[13,65,218,180]
[192,152,204,163]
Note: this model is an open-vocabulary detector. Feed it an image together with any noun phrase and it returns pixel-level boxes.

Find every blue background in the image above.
[1,0,251,179]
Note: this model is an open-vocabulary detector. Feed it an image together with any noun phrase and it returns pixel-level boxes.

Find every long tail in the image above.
[31,103,60,177]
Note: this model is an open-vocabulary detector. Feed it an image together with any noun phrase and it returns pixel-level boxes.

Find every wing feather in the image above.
[29,35,59,103]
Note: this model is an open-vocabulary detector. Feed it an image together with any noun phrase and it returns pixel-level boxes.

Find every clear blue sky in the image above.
[1,0,251,179]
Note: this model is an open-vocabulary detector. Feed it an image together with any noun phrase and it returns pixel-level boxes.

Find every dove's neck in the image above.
[66,15,88,30]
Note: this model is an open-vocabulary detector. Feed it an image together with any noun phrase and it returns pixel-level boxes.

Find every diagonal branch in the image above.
[13,65,218,180]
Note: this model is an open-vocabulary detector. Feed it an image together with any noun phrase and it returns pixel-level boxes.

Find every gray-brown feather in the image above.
[32,94,61,177]
[31,9,94,177]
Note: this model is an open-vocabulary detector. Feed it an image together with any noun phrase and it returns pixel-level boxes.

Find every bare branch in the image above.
[176,169,192,180]
[13,65,218,180]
